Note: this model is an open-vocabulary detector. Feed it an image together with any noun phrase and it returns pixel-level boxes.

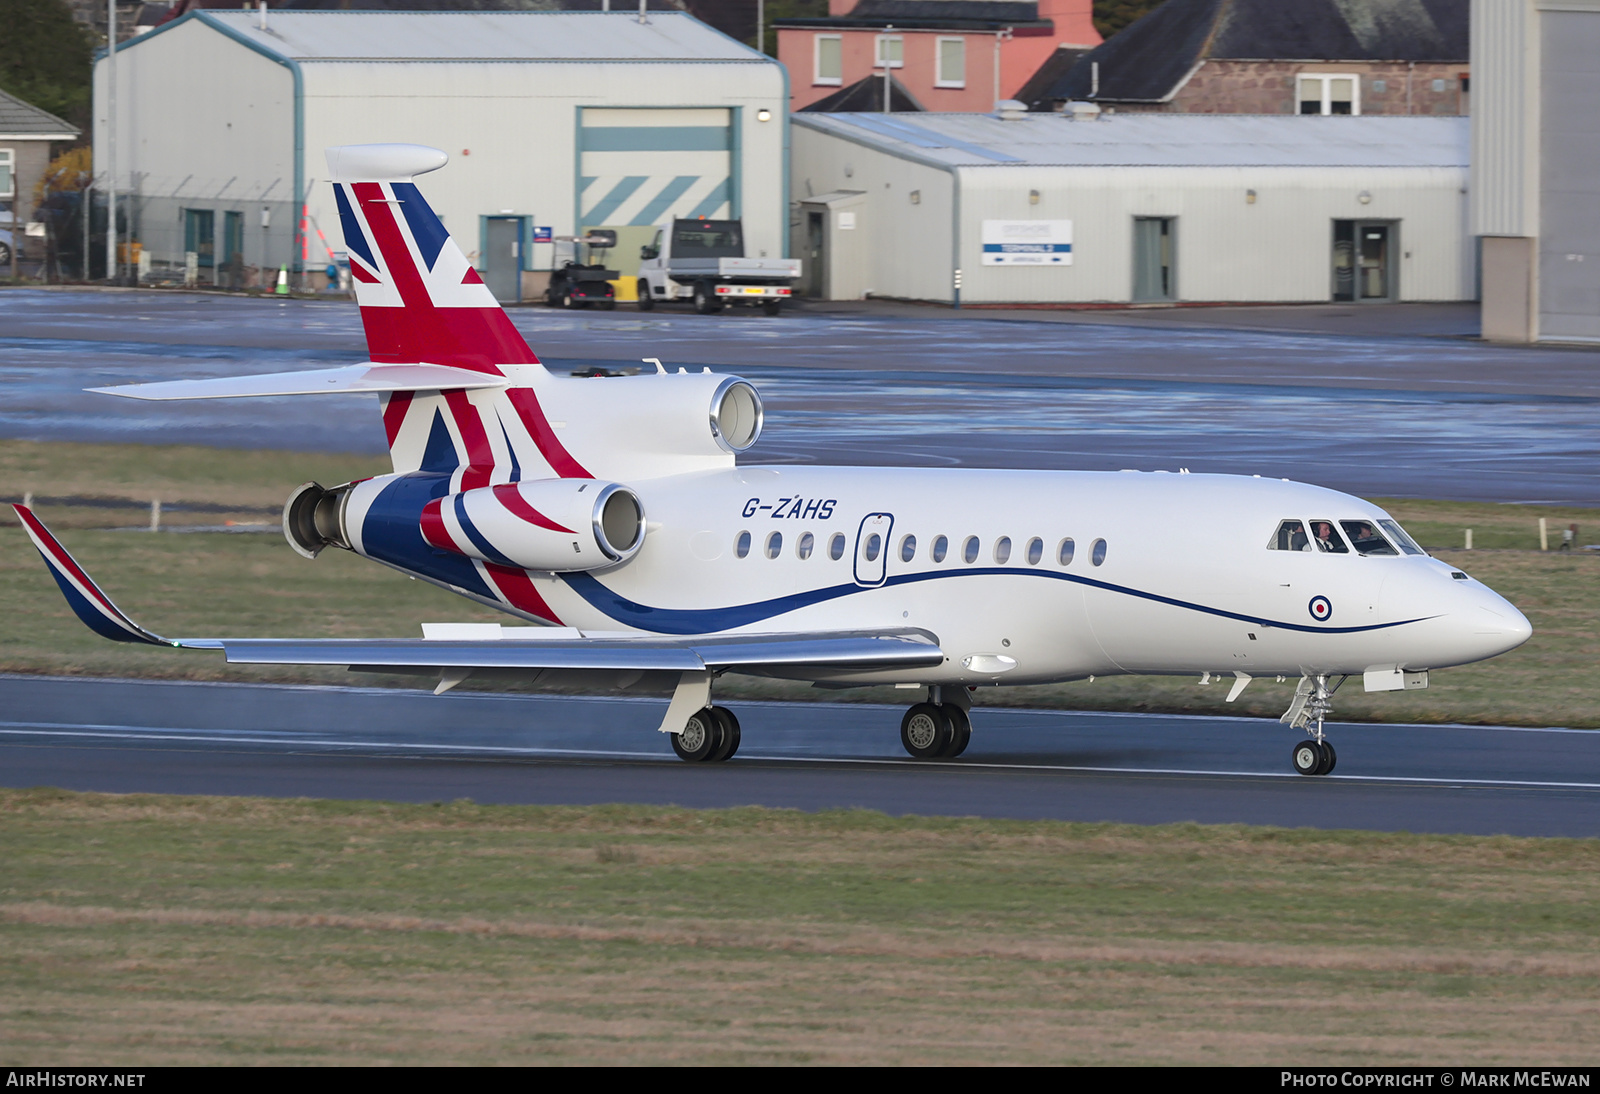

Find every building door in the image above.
[483,216,522,303]
[1133,217,1175,301]
[184,209,215,271]
[221,211,243,288]
[805,211,825,298]
[1332,221,1396,302]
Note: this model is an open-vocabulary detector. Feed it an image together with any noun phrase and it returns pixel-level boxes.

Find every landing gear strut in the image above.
[900,687,971,760]
[670,705,741,763]
[1281,674,1344,776]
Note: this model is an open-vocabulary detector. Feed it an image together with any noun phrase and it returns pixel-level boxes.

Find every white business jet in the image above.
[12,145,1532,777]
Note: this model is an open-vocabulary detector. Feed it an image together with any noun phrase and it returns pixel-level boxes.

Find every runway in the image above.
[4,675,1598,837]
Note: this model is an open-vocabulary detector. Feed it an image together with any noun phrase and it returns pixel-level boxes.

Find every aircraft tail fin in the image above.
[327,144,543,377]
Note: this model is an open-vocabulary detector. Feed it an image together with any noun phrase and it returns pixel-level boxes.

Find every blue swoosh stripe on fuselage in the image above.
[559,567,1434,637]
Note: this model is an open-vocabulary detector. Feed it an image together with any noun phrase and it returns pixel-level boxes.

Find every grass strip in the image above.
[2,440,1596,726]
[2,790,1598,1065]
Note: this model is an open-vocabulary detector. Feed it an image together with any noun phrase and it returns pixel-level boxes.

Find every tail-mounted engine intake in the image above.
[421,478,645,572]
[284,481,354,559]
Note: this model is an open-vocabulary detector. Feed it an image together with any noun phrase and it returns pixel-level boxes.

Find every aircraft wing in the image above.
[88,362,509,401]
[13,504,944,675]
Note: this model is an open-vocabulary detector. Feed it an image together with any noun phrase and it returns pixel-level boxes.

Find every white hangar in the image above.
[93,10,787,298]
[791,109,1472,306]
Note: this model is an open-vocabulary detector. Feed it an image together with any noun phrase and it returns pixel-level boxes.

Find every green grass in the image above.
[3,439,1597,725]
[2,791,1598,1064]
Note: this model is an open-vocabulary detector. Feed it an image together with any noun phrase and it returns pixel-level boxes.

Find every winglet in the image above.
[12,504,172,646]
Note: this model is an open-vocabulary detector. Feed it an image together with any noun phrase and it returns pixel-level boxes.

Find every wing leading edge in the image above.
[12,505,944,676]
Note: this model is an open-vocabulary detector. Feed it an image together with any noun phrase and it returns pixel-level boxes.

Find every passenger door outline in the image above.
[853,512,893,587]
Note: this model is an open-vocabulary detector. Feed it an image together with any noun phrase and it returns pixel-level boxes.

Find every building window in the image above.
[0,149,12,198]
[815,35,842,85]
[876,35,903,69]
[1298,74,1360,115]
[936,37,965,87]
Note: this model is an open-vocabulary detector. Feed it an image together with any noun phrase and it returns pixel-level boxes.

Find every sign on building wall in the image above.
[981,220,1073,266]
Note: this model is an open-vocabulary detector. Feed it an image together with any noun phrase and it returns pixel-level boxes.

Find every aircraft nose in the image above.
[1471,597,1533,656]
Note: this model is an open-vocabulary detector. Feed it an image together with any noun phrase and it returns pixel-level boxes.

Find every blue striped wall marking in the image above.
[689,178,732,220]
[582,176,649,226]
[630,176,700,227]
[558,568,1436,638]
[581,126,732,152]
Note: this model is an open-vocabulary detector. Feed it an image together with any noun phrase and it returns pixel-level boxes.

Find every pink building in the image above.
[776,0,1100,114]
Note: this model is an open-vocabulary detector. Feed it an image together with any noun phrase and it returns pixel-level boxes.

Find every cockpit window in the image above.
[1269,519,1309,551]
[1377,518,1427,556]
[1308,520,1349,553]
[1340,520,1397,556]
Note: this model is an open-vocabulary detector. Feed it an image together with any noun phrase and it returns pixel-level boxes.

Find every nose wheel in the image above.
[1291,738,1337,776]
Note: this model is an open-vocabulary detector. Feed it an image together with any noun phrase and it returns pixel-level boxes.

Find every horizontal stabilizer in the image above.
[89,363,509,401]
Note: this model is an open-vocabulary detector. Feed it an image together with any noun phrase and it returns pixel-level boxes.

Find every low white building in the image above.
[792,110,1471,305]
[94,10,787,298]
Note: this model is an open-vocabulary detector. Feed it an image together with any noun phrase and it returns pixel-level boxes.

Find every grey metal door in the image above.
[805,211,825,298]
[484,216,520,303]
[1133,217,1175,301]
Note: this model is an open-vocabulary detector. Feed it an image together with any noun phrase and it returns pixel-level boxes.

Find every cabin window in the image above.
[1058,538,1075,566]
[993,537,1012,564]
[829,532,846,560]
[1378,519,1426,556]
[736,530,751,558]
[899,534,916,562]
[1091,538,1107,566]
[1269,520,1309,551]
[863,533,882,563]
[963,536,980,564]
[1340,521,1397,556]
[932,535,949,563]
[1026,537,1043,565]
[797,532,815,560]
[765,531,783,559]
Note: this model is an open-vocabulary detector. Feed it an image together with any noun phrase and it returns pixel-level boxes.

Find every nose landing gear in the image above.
[899,687,972,760]
[1281,674,1345,776]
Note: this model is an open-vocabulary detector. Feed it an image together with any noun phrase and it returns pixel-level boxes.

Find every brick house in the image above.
[777,0,1101,114]
[0,90,81,267]
[1033,0,1469,116]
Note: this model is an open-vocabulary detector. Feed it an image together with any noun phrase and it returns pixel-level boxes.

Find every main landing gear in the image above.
[1281,673,1346,776]
[899,687,972,760]
[669,705,741,763]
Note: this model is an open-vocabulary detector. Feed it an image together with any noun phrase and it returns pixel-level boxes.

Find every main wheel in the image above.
[709,706,741,762]
[1291,740,1325,777]
[901,703,952,760]
[940,705,971,758]
[1318,740,1337,775]
[693,281,721,314]
[636,280,654,311]
[670,708,723,763]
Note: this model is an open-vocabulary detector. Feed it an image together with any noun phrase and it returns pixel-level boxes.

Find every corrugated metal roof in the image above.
[794,112,1468,168]
[0,88,79,138]
[200,10,765,62]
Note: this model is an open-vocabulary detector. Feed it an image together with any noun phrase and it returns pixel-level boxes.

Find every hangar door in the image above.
[1540,11,1600,341]
[576,108,737,277]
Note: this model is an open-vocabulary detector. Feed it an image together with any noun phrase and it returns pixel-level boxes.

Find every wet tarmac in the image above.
[3,289,1598,504]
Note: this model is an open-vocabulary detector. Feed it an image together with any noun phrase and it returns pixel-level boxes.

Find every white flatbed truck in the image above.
[636,218,801,315]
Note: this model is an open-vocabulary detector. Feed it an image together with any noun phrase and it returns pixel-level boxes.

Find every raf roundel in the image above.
[1308,595,1333,622]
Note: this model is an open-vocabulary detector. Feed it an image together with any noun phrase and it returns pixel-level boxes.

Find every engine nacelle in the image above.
[420,478,644,572]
